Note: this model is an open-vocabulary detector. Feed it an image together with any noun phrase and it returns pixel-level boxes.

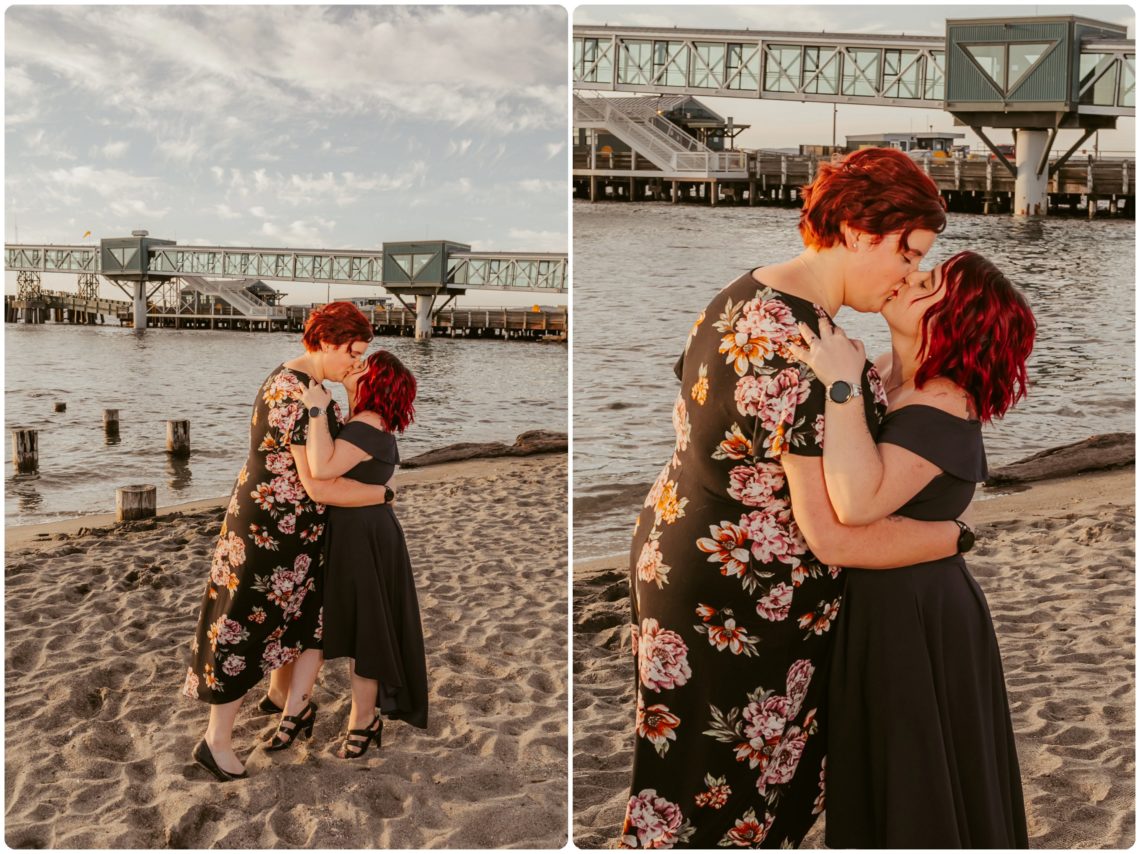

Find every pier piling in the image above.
[116,484,156,522]
[104,409,120,437]
[166,420,191,457]
[12,429,38,473]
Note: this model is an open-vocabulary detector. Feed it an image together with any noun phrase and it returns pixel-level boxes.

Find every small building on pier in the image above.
[845,130,967,155]
[575,95,749,155]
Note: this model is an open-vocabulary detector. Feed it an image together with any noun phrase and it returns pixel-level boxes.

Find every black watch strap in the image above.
[954,519,975,554]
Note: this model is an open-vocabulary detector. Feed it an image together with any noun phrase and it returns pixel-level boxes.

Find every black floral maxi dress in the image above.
[620,272,887,849]
[182,366,340,704]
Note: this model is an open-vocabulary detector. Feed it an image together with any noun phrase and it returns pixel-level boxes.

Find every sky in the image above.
[574,4,1135,155]
[4,5,568,306]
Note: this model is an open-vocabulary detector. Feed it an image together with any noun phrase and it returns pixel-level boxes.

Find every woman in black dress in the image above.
[791,251,1035,846]
[619,149,969,849]
[300,349,428,758]
[184,302,392,781]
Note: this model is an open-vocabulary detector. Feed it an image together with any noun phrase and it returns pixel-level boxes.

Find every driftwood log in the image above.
[400,430,567,469]
[984,432,1134,486]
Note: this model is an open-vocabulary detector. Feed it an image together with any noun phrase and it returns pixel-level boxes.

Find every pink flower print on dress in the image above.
[277,514,297,535]
[784,659,815,718]
[636,536,671,590]
[637,618,692,693]
[813,413,826,449]
[672,394,692,454]
[265,450,293,476]
[727,462,786,508]
[733,374,766,417]
[758,728,808,793]
[742,693,790,754]
[757,368,812,434]
[740,507,805,567]
[812,757,827,815]
[221,654,246,677]
[756,582,794,623]
[180,667,199,699]
[621,789,695,849]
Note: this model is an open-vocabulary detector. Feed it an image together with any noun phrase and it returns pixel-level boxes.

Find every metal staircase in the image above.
[180,276,286,318]
[573,94,748,177]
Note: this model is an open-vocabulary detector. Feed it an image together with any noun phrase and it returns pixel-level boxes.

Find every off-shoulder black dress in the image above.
[322,419,428,730]
[826,405,1028,848]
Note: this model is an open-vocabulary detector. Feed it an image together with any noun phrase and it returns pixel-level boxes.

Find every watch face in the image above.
[309,406,322,419]
[958,527,976,553]
[828,381,853,404]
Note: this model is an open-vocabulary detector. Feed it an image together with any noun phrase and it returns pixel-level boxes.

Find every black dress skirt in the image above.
[826,405,1028,848]
[321,420,428,730]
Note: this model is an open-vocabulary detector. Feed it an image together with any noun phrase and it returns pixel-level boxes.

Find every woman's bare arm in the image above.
[783,454,958,568]
[305,410,370,480]
[290,444,388,507]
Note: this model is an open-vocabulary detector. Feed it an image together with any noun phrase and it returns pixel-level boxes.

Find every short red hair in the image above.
[354,350,417,433]
[302,302,373,352]
[915,251,1036,423]
[799,148,947,251]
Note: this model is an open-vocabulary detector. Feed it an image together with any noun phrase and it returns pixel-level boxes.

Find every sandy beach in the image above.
[573,466,1135,848]
[5,452,568,849]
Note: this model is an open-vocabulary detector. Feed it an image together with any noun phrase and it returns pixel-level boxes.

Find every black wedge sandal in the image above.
[338,715,383,759]
[193,738,249,782]
[264,702,317,752]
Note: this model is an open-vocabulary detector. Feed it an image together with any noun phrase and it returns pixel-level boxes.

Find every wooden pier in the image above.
[573,150,1135,217]
[4,294,567,342]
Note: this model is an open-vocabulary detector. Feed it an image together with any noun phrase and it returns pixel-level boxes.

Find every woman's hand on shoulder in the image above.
[300,379,333,410]
[787,317,866,386]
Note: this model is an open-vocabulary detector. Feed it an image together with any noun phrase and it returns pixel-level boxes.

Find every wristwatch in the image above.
[954,520,975,554]
[826,380,864,405]
[308,405,326,419]
[384,485,395,504]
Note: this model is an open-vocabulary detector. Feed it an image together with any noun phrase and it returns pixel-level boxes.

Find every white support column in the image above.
[415,294,434,340]
[1013,129,1050,217]
[133,281,148,330]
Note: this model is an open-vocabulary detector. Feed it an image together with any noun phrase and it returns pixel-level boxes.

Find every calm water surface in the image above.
[6,328,567,524]
[574,203,1135,559]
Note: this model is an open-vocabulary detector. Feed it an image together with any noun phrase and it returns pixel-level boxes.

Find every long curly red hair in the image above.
[799,147,947,252]
[915,251,1036,423]
[353,350,417,433]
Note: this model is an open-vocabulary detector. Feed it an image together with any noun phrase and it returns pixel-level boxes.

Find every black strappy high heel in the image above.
[338,715,383,759]
[256,694,283,715]
[264,702,317,752]
[193,738,249,781]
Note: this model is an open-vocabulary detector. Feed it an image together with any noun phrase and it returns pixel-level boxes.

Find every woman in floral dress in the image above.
[620,149,968,848]
[184,302,391,781]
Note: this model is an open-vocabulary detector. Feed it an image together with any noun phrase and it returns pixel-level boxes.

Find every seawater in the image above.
[573,202,1135,559]
[5,327,567,524]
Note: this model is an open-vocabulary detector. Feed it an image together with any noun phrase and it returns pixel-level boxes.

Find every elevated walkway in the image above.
[574,94,747,178]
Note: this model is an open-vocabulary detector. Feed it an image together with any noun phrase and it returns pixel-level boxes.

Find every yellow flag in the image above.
[83,230,92,238]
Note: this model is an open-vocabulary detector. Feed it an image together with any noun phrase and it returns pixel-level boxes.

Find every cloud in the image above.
[545,141,566,159]
[446,138,474,157]
[108,198,171,219]
[99,141,130,160]
[260,216,338,246]
[505,228,567,251]
[211,203,243,220]
[517,179,566,194]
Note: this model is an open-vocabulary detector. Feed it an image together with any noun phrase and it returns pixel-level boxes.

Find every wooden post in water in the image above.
[104,409,120,437]
[166,420,190,457]
[12,429,38,473]
[54,402,66,413]
[116,484,156,521]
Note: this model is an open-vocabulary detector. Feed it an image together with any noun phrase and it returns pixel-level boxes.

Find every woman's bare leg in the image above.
[283,648,324,717]
[267,660,293,708]
[205,697,245,774]
[348,664,379,730]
